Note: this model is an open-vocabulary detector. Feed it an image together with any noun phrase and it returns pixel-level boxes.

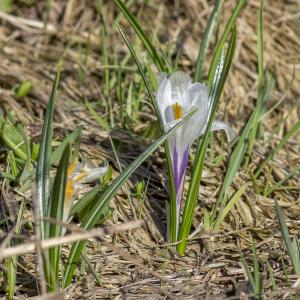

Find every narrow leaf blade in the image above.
[63,111,194,287]
[35,65,61,236]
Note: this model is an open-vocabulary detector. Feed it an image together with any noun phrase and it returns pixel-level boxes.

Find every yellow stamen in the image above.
[73,169,88,183]
[172,102,183,120]
[67,160,77,176]
[65,179,75,201]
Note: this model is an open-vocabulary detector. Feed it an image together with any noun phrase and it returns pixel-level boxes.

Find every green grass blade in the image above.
[211,114,254,228]
[207,0,246,86]
[69,185,102,216]
[265,259,277,288]
[274,200,300,275]
[84,97,109,131]
[117,24,177,242]
[177,27,237,254]
[85,96,123,174]
[194,0,222,82]
[113,0,164,71]
[7,199,25,299]
[7,257,17,299]
[45,144,70,291]
[0,0,13,13]
[15,123,33,185]
[251,236,261,296]
[51,127,82,165]
[254,119,300,178]
[35,65,61,237]
[117,24,161,125]
[16,124,31,170]
[63,110,195,287]
[211,1,266,227]
[0,118,27,161]
[241,255,256,296]
[111,0,134,28]
[215,183,248,229]
[212,68,272,225]
[292,237,300,273]
[266,164,300,197]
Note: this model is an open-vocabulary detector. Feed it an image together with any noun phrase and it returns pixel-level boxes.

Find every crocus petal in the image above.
[62,160,108,234]
[156,75,172,128]
[169,71,192,113]
[157,72,168,87]
[201,120,236,141]
[155,70,236,243]
[182,83,209,145]
[172,144,190,234]
[173,146,189,195]
[82,165,108,183]
[188,82,209,109]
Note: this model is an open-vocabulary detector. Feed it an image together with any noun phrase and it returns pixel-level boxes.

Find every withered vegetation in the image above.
[0,1,299,299]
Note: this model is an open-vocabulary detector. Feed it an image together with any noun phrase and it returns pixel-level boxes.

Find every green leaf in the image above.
[241,255,256,294]
[7,199,25,300]
[241,236,262,298]
[69,185,102,216]
[45,144,70,291]
[84,98,109,131]
[177,26,237,255]
[117,24,177,242]
[214,183,248,229]
[194,0,222,82]
[251,236,261,296]
[207,0,246,86]
[113,0,165,71]
[266,164,300,197]
[116,24,161,126]
[63,110,195,287]
[51,127,82,165]
[0,119,27,161]
[35,65,61,237]
[0,0,13,12]
[14,80,32,98]
[254,119,300,179]
[16,124,32,184]
[211,1,266,226]
[211,114,254,229]
[275,200,300,275]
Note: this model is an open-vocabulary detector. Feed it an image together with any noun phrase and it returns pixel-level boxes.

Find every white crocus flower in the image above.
[156,71,235,235]
[63,160,108,234]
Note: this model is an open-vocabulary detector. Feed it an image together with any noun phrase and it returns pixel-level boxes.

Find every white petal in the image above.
[82,165,108,183]
[182,83,210,144]
[201,121,236,141]
[69,162,84,179]
[169,71,191,90]
[157,72,167,87]
[188,82,209,108]
[164,105,175,124]
[211,121,236,141]
[156,75,172,127]
[169,71,192,112]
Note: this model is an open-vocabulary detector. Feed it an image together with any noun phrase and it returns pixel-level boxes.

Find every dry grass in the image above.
[0,0,299,299]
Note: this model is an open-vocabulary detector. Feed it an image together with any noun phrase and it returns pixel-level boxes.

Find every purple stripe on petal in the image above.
[173,146,189,197]
[172,145,190,237]
[172,146,180,194]
[179,147,189,186]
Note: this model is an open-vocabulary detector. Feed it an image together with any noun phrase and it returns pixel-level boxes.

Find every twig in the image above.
[0,220,143,260]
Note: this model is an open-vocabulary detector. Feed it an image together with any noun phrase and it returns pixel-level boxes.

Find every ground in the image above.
[0,0,299,299]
